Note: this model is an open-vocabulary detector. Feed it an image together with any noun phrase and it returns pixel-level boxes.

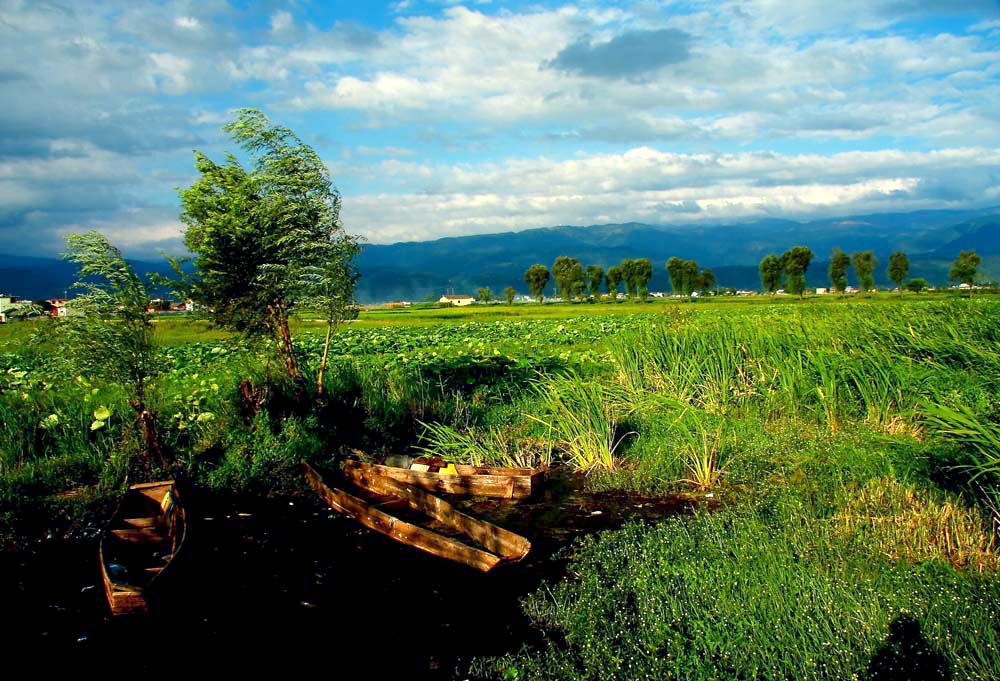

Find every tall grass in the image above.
[610,301,1000,433]
[529,374,631,472]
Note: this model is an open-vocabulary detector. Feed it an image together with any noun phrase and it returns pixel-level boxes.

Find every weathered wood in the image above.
[343,464,530,562]
[344,460,543,499]
[100,479,186,616]
[303,463,504,572]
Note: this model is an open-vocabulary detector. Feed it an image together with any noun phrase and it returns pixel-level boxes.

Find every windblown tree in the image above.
[606,266,623,298]
[552,256,585,301]
[476,287,493,303]
[503,286,516,304]
[887,251,909,294]
[828,247,851,293]
[586,265,604,298]
[782,246,815,298]
[852,251,878,294]
[759,254,783,294]
[57,232,165,468]
[524,264,550,303]
[302,236,360,398]
[907,278,927,293]
[179,109,357,385]
[950,250,981,286]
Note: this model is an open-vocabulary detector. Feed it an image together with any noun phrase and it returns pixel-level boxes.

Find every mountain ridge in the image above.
[2,207,998,303]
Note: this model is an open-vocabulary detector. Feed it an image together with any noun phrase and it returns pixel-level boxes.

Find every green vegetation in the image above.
[3,116,999,673]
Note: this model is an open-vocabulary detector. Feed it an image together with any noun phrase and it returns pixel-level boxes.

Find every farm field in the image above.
[3,296,1000,678]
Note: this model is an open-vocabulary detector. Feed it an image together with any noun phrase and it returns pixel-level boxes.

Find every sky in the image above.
[1,0,999,258]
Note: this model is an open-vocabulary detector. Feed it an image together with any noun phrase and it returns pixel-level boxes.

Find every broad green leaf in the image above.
[93,405,111,421]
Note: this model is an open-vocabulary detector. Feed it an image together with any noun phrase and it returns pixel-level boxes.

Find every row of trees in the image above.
[759,247,984,296]
[505,247,986,305]
[522,258,661,303]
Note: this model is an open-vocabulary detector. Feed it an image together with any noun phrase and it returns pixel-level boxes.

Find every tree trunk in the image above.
[268,300,300,381]
[132,401,166,470]
[317,318,334,397]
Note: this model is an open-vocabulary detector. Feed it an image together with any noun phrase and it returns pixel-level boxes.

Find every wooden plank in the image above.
[120,516,158,529]
[343,465,530,562]
[111,527,166,544]
[345,461,541,499]
[303,464,504,572]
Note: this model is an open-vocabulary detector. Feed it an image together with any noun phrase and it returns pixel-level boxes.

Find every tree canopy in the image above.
[828,248,851,293]
[524,264,550,303]
[552,256,585,301]
[781,246,814,297]
[178,108,358,382]
[852,251,878,294]
[887,251,909,293]
[950,250,981,285]
[586,265,604,298]
[759,254,783,294]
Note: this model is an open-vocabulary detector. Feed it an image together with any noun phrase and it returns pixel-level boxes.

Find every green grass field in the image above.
[3,294,999,678]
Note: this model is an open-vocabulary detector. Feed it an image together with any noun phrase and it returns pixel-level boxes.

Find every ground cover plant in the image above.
[2,295,1000,678]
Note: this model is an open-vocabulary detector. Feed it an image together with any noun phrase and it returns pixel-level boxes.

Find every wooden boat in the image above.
[99,480,186,616]
[344,460,544,499]
[303,463,530,572]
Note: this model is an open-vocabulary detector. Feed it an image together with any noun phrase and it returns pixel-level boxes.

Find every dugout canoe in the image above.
[344,460,544,499]
[99,480,186,616]
[303,463,530,572]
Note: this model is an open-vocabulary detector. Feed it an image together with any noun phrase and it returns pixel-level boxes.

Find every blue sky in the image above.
[1,0,999,257]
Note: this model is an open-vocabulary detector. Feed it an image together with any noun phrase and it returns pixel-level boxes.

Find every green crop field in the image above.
[3,295,1000,678]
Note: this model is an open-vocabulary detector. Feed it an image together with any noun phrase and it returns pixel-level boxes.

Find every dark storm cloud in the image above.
[546,28,693,79]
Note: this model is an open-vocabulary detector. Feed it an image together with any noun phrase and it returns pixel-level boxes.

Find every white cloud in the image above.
[339,146,1000,243]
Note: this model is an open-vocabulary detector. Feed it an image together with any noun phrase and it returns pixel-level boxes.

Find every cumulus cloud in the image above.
[0,1,998,256]
[340,147,1000,243]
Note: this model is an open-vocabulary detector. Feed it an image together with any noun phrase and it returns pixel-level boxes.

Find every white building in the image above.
[439,294,475,306]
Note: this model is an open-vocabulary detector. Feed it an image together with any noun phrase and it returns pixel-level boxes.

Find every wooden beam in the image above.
[303,464,511,572]
[343,464,530,562]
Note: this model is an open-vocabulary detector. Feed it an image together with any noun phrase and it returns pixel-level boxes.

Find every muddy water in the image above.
[1,475,701,677]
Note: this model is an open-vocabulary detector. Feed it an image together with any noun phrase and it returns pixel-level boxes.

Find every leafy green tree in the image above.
[759,254,783,294]
[179,109,352,384]
[782,246,815,298]
[666,257,684,295]
[552,256,585,301]
[524,264,550,303]
[503,286,516,304]
[681,260,700,297]
[907,278,927,293]
[828,247,851,293]
[586,265,604,298]
[621,258,653,300]
[699,268,716,292]
[476,287,493,303]
[852,251,878,294]
[606,266,623,298]
[57,232,165,468]
[950,250,981,286]
[887,251,909,294]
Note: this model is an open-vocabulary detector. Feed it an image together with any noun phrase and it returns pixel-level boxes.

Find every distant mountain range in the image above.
[2,207,999,303]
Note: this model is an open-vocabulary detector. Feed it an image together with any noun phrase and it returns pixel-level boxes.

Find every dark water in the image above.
[1,477,698,677]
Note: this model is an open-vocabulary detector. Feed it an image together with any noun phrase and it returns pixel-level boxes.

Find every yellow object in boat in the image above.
[439,463,458,476]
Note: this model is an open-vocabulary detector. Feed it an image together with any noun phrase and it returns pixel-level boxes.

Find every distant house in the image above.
[439,294,474,307]
[815,288,829,295]
[43,298,72,317]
